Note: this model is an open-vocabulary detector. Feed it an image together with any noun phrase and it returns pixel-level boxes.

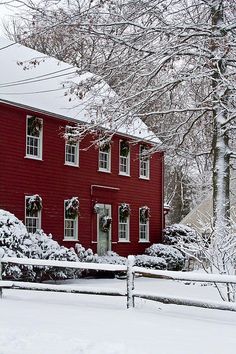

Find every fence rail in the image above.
[1,255,236,312]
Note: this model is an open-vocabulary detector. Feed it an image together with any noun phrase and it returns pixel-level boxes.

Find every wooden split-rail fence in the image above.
[1,255,236,312]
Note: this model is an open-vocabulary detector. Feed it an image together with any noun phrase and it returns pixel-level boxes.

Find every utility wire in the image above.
[0,66,75,86]
[0,86,68,95]
[0,69,77,88]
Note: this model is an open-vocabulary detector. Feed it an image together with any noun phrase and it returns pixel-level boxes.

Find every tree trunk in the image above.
[211,1,231,240]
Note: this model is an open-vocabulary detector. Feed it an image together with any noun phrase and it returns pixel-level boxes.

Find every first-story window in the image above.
[139,207,150,242]
[25,195,42,233]
[65,141,79,166]
[98,143,111,172]
[118,204,130,242]
[64,198,79,240]
[26,116,43,159]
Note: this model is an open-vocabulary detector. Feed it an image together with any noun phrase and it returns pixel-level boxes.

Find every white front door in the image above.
[97,204,112,256]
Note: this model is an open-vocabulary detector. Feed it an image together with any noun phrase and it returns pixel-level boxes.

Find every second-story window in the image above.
[119,140,130,176]
[98,143,111,172]
[65,141,79,166]
[139,145,150,179]
[26,116,43,159]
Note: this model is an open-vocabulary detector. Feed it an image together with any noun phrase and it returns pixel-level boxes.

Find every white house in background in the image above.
[181,177,236,233]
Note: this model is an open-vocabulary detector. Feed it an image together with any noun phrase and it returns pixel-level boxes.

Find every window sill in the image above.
[139,176,150,180]
[138,240,150,243]
[119,173,130,177]
[63,238,78,242]
[64,163,79,168]
[98,169,111,174]
[25,155,43,161]
[118,240,131,243]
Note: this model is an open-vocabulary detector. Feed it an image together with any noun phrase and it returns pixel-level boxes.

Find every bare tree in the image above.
[5,0,236,242]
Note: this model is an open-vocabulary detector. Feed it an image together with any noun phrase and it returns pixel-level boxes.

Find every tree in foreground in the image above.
[4,0,236,285]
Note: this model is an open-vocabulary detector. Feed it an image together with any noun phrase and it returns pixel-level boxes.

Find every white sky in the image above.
[0,2,18,37]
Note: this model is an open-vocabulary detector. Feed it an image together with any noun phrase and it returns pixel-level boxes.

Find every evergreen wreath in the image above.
[100,215,112,232]
[140,206,151,222]
[65,126,79,145]
[28,116,42,136]
[26,194,42,216]
[99,141,111,152]
[65,197,80,219]
[140,144,149,160]
[119,203,131,221]
[93,203,100,214]
[120,140,130,157]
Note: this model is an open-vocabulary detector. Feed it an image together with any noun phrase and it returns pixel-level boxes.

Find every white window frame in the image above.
[25,195,41,233]
[118,206,130,242]
[139,208,149,242]
[139,146,150,179]
[119,140,130,176]
[64,200,78,241]
[98,147,111,172]
[25,115,43,160]
[65,141,79,167]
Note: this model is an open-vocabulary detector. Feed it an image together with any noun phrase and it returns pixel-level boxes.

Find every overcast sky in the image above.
[0,2,17,37]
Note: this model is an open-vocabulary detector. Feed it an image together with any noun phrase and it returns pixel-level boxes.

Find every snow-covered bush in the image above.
[96,251,126,265]
[145,243,185,271]
[75,243,97,263]
[0,209,80,281]
[163,224,198,246]
[135,255,167,270]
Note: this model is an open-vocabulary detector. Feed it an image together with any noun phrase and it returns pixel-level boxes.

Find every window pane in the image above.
[65,143,78,165]
[118,207,129,241]
[99,151,109,170]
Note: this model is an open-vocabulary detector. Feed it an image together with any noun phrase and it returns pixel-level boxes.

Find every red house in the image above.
[0,38,164,256]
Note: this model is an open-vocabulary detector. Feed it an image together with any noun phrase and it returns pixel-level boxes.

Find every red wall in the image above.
[0,102,164,256]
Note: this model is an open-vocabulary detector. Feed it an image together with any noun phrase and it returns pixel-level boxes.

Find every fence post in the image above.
[127,255,135,309]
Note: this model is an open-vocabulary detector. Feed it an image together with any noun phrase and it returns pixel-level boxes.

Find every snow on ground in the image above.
[0,277,236,354]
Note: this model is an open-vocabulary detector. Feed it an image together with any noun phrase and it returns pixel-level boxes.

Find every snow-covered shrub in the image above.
[145,243,185,271]
[135,255,167,270]
[96,251,126,265]
[163,224,198,245]
[0,209,80,281]
[75,243,97,263]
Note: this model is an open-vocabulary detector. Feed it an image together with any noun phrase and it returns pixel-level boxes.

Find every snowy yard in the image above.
[0,277,236,354]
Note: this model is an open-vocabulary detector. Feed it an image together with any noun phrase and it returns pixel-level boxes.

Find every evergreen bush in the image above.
[145,243,185,271]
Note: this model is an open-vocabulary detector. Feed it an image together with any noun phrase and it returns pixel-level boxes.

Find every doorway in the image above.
[96,203,112,255]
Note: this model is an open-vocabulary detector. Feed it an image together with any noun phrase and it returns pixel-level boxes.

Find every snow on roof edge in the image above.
[0,98,162,147]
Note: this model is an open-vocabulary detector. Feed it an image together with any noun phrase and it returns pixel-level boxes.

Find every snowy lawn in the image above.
[0,277,236,354]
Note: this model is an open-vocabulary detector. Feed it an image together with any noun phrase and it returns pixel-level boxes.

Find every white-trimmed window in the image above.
[98,144,111,172]
[139,145,150,179]
[139,207,150,242]
[65,141,79,166]
[118,205,130,242]
[25,195,42,233]
[119,140,130,176]
[26,116,43,159]
[64,199,78,240]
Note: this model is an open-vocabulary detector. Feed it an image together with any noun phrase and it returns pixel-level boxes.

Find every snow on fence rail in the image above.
[1,255,236,312]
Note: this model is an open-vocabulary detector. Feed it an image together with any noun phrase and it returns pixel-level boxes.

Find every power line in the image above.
[0,66,75,86]
[0,69,77,88]
[0,86,68,95]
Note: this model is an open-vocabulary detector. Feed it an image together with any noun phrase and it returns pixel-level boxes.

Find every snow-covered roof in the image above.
[0,37,159,143]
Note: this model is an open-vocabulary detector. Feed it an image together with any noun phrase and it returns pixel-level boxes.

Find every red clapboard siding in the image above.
[0,101,164,256]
